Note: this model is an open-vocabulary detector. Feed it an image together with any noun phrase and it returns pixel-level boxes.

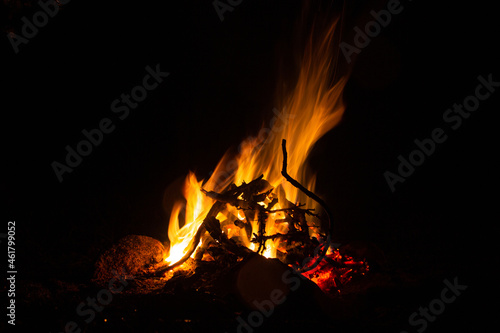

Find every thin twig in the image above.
[281,139,333,272]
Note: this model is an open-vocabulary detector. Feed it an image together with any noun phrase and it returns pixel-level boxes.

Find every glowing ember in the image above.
[300,248,369,294]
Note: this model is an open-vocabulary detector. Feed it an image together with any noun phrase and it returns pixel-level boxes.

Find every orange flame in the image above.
[164,14,349,265]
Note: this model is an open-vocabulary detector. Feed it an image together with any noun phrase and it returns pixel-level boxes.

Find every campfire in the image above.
[149,139,369,295]
[94,4,368,301]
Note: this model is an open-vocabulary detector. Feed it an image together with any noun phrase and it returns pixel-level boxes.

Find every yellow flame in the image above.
[164,14,348,265]
[164,172,213,265]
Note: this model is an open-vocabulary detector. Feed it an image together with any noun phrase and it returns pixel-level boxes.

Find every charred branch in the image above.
[281,139,334,272]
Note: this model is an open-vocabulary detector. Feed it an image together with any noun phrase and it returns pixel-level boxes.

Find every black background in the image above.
[2,0,499,332]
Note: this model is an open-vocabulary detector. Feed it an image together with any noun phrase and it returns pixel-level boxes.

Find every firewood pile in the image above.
[93,140,368,297]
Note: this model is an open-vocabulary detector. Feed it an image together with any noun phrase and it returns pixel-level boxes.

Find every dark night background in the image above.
[2,0,499,332]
